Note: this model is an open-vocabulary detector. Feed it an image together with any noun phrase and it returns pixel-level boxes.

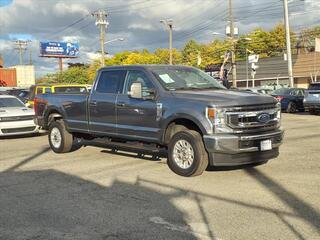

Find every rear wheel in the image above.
[48,120,80,153]
[286,102,297,113]
[168,129,208,177]
[309,109,317,115]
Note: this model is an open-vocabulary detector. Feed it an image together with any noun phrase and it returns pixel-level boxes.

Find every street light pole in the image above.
[169,23,173,65]
[228,0,237,87]
[246,49,249,88]
[160,19,173,65]
[283,0,294,87]
[104,38,125,45]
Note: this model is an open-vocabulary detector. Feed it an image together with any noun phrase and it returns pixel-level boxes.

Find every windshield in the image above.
[309,84,320,90]
[272,88,292,95]
[152,67,225,91]
[0,98,25,108]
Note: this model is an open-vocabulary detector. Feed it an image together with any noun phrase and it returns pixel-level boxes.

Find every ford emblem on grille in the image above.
[257,113,271,123]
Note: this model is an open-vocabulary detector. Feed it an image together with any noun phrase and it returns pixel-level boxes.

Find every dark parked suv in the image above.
[35,65,284,177]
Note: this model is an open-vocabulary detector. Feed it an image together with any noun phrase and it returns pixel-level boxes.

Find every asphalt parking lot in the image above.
[0,113,319,240]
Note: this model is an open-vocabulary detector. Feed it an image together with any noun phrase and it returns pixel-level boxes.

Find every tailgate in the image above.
[305,90,320,103]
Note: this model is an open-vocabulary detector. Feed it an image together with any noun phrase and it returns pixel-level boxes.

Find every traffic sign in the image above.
[248,54,259,64]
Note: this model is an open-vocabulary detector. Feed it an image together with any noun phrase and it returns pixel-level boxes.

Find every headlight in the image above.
[275,102,281,126]
[206,107,232,133]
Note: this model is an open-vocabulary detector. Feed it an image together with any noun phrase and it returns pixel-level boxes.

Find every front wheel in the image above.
[167,130,208,177]
[286,102,297,113]
[48,120,80,153]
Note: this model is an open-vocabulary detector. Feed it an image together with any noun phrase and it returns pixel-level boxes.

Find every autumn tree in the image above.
[154,48,183,64]
[181,39,201,66]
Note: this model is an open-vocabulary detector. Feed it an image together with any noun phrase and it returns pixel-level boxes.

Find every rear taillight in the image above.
[275,96,284,102]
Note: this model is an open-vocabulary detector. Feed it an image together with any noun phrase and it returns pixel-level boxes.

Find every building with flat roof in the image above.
[234,53,320,88]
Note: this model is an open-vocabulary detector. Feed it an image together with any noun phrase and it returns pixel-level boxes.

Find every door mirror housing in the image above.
[129,82,142,99]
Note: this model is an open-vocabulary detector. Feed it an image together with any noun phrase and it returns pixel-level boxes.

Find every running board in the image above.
[83,138,167,157]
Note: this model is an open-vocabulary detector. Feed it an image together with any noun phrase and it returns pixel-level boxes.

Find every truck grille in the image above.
[225,104,279,133]
[0,115,34,122]
[1,126,36,134]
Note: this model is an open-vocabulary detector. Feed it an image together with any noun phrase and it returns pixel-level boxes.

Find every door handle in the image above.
[90,101,97,107]
[117,102,126,107]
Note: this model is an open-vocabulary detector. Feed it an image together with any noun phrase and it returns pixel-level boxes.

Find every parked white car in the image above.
[0,95,39,136]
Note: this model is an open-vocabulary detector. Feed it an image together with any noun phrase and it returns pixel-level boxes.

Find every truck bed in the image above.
[36,93,89,131]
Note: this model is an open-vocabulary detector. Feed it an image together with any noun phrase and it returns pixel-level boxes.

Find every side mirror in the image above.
[129,82,142,99]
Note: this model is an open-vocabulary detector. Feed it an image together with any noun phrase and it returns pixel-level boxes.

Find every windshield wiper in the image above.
[198,86,223,90]
[174,87,203,91]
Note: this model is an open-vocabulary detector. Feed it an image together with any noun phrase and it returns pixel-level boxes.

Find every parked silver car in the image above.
[0,95,39,136]
[304,82,320,115]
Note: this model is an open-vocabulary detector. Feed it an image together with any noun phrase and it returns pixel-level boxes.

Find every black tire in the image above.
[167,130,208,177]
[309,109,317,115]
[48,120,79,153]
[286,102,297,113]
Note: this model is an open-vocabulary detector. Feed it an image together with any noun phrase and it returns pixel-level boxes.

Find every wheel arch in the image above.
[162,116,205,145]
[44,107,64,129]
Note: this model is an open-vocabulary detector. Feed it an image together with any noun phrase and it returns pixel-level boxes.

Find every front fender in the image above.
[161,109,212,136]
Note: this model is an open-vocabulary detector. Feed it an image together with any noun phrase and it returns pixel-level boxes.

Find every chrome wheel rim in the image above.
[50,127,62,149]
[173,140,194,169]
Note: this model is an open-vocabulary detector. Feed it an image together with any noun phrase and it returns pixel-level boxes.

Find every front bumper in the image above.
[0,119,39,136]
[203,129,284,166]
[304,102,320,110]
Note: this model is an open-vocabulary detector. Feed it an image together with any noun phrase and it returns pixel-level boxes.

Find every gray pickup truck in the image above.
[35,65,284,177]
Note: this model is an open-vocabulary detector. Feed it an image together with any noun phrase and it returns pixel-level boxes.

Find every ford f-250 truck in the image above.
[35,65,284,177]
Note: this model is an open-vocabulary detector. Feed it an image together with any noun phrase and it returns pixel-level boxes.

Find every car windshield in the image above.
[309,84,320,90]
[0,98,25,108]
[151,67,225,91]
[272,88,292,95]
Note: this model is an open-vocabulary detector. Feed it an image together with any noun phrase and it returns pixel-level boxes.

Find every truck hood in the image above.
[172,89,277,107]
[0,107,35,117]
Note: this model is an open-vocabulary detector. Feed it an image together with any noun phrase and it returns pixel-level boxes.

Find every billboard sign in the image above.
[40,41,79,58]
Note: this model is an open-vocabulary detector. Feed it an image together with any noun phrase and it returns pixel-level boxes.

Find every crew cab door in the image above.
[88,70,126,135]
[116,70,160,141]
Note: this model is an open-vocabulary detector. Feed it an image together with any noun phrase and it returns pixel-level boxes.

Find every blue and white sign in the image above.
[40,41,79,58]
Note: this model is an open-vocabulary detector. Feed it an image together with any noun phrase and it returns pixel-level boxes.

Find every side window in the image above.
[36,87,43,94]
[29,86,35,100]
[125,70,154,96]
[299,90,304,96]
[96,70,127,94]
[290,90,297,96]
[45,88,51,94]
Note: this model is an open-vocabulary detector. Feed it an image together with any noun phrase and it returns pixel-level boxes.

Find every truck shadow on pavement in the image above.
[245,168,320,238]
[3,147,319,239]
[0,169,198,240]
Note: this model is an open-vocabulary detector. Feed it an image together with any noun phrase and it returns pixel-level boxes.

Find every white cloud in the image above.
[53,2,89,16]
[128,23,155,30]
[85,52,100,62]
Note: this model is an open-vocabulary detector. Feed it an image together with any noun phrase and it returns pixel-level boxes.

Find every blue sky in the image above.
[0,0,319,77]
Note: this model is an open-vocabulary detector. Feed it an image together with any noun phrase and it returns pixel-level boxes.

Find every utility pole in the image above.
[160,19,173,65]
[283,0,294,87]
[58,58,63,72]
[93,10,108,67]
[14,40,30,65]
[29,47,33,65]
[246,49,249,88]
[228,0,237,87]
